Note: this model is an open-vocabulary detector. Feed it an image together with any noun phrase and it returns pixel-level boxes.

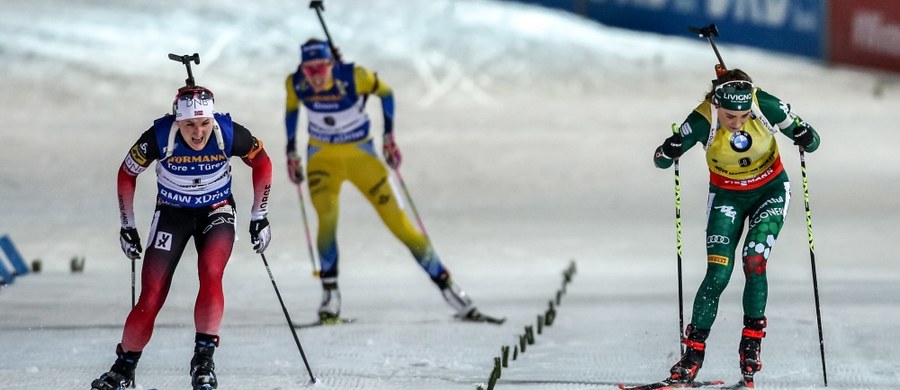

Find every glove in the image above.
[249,217,271,254]
[383,133,402,169]
[660,133,683,159]
[792,124,814,148]
[119,227,142,260]
[286,152,304,184]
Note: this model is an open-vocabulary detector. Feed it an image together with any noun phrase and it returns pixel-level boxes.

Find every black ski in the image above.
[618,379,725,390]
[718,380,754,389]
[460,309,506,325]
[293,317,355,328]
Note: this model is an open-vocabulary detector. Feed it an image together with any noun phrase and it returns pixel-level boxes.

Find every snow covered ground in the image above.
[1,0,899,389]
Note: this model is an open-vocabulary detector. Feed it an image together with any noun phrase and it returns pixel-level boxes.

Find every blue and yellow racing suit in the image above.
[285,62,449,287]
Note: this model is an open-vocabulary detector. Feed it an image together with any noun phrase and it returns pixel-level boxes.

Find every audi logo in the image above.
[707,235,731,245]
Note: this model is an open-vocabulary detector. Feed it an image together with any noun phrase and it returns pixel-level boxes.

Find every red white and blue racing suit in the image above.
[116,113,272,352]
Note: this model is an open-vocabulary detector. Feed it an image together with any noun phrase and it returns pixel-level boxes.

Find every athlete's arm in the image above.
[233,123,273,220]
[654,108,712,169]
[354,65,394,134]
[118,128,159,228]
[284,73,302,155]
[756,89,820,152]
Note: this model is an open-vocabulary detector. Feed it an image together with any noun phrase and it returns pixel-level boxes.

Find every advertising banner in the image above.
[507,0,827,59]
[830,0,900,73]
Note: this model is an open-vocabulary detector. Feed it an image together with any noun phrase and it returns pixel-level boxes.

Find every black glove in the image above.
[661,133,683,159]
[792,125,814,148]
[119,227,142,260]
[249,217,271,254]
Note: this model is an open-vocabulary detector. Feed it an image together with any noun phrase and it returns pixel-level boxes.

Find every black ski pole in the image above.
[259,253,318,384]
[680,24,728,352]
[689,24,726,70]
[168,53,201,86]
[800,150,828,386]
[129,259,137,390]
[309,0,343,62]
[131,259,136,308]
[670,123,685,354]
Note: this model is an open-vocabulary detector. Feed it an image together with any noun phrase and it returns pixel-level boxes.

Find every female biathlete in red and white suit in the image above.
[92,85,272,390]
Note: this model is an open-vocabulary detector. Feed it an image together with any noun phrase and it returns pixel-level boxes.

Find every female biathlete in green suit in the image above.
[652,68,820,387]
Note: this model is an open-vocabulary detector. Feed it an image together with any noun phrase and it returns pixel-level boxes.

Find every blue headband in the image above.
[301,42,333,62]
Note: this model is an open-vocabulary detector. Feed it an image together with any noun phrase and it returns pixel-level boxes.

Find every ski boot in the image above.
[668,325,711,384]
[738,316,767,388]
[190,333,219,390]
[317,283,342,323]
[437,276,506,324]
[438,276,475,318]
[90,344,141,390]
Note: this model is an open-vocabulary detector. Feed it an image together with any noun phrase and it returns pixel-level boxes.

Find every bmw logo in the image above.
[730,131,752,152]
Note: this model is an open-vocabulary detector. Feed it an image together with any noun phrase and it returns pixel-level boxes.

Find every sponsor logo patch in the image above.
[708,255,729,266]
[707,235,731,246]
[714,205,738,223]
[154,231,173,251]
[129,143,149,165]
[730,131,753,152]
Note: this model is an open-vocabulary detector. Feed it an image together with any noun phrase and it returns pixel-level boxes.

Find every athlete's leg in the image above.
[737,179,788,380]
[307,143,347,284]
[121,207,192,352]
[346,141,448,282]
[691,189,746,330]
[193,204,236,335]
[741,180,789,318]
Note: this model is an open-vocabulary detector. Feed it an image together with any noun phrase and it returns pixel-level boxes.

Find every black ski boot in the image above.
[668,325,710,384]
[90,344,141,390]
[739,316,767,388]
[190,333,219,390]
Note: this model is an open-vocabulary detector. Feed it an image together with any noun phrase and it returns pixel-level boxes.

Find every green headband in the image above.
[714,81,754,111]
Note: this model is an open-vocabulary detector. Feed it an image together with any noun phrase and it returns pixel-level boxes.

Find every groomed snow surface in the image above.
[1,0,899,389]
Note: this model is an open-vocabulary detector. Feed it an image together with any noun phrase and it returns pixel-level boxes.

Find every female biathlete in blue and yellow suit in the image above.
[651,68,820,387]
[284,39,482,322]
